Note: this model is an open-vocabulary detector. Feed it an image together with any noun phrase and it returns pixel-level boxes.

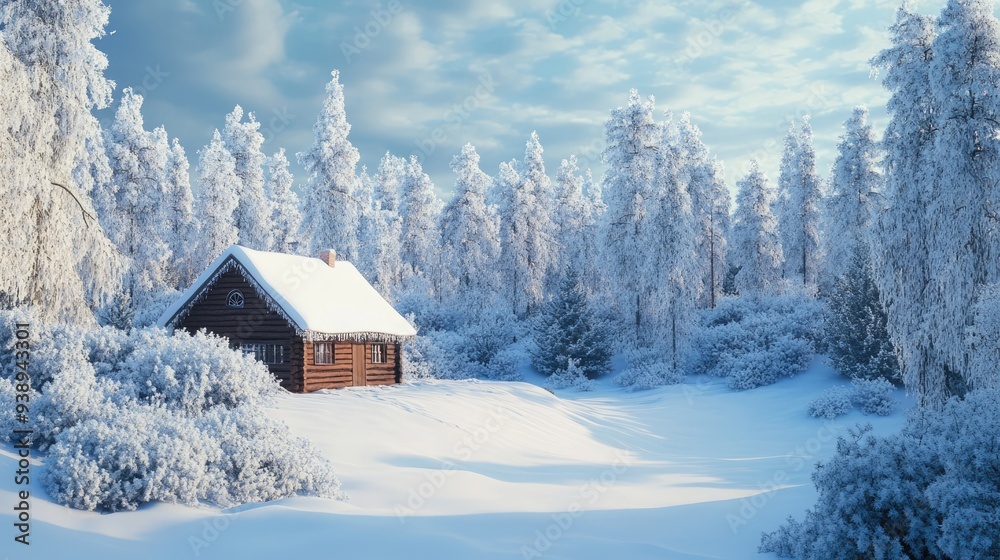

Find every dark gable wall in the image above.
[176,267,300,391]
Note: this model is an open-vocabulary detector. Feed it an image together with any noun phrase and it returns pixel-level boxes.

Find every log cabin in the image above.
[157,245,417,392]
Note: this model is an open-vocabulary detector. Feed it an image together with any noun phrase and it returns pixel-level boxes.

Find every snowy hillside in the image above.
[2,362,908,559]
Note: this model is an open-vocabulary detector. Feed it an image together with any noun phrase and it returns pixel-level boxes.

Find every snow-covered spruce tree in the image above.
[194,130,240,269]
[552,156,594,289]
[267,148,302,255]
[530,273,612,380]
[164,138,198,287]
[775,121,798,281]
[354,167,379,281]
[824,106,883,283]
[223,105,273,251]
[646,114,701,371]
[778,117,823,289]
[870,3,939,406]
[678,114,730,308]
[601,90,659,341]
[497,132,556,317]
[826,245,900,382]
[0,0,123,323]
[298,70,361,261]
[97,89,172,315]
[370,152,405,297]
[731,160,784,297]
[439,144,500,310]
[965,283,1000,390]
[581,169,607,295]
[399,156,442,295]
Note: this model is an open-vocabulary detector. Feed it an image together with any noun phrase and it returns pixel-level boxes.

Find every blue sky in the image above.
[96,0,949,197]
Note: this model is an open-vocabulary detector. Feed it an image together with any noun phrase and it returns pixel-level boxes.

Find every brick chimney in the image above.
[319,249,336,267]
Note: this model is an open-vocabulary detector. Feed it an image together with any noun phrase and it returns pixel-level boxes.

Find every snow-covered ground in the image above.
[2,361,909,559]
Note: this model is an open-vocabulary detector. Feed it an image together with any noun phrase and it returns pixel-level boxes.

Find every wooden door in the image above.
[352,343,367,386]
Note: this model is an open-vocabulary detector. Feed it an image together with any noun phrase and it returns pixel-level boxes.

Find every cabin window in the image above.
[371,343,387,364]
[227,289,245,308]
[314,342,334,365]
[240,343,284,364]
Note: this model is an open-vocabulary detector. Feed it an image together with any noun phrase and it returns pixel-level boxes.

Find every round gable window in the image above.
[227,289,245,308]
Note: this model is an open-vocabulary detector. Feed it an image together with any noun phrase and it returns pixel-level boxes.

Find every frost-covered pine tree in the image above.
[370,152,405,297]
[553,156,599,290]
[870,3,939,405]
[827,245,900,382]
[267,148,302,255]
[194,130,240,269]
[439,144,500,309]
[778,117,823,288]
[354,167,379,280]
[96,88,172,312]
[530,273,613,380]
[223,105,273,251]
[164,138,198,287]
[298,70,361,261]
[581,169,607,295]
[825,107,883,282]
[601,90,659,338]
[731,160,784,297]
[678,114,730,308]
[0,0,122,323]
[497,133,556,317]
[399,156,442,295]
[646,115,701,368]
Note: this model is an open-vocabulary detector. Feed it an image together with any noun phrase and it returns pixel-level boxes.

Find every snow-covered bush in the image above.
[692,295,825,390]
[614,347,684,390]
[850,377,896,416]
[545,359,595,391]
[403,314,523,381]
[807,386,853,419]
[131,289,182,328]
[761,389,1000,559]
[0,311,342,512]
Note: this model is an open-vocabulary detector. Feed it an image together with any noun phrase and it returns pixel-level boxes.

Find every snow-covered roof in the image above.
[158,245,416,342]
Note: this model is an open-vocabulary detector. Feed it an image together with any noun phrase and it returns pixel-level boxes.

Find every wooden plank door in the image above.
[352,343,367,386]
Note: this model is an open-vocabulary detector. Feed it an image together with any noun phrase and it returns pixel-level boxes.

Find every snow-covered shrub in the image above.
[401,313,524,382]
[0,311,342,512]
[469,345,523,382]
[197,405,341,506]
[614,347,683,390]
[544,359,595,391]
[46,404,342,512]
[530,275,613,380]
[131,289,182,328]
[691,294,825,390]
[965,283,1000,391]
[850,377,896,416]
[807,386,853,419]
[46,406,217,511]
[761,390,1000,559]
